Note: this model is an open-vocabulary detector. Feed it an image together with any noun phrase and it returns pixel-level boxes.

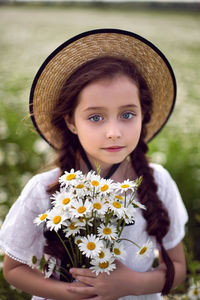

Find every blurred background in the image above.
[0,1,200,298]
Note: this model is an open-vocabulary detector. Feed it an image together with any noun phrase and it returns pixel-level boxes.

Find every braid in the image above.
[131,138,175,295]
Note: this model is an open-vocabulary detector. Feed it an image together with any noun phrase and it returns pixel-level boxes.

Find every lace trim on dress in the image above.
[0,242,28,265]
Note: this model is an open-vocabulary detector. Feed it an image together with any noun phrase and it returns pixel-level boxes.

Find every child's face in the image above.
[65,75,142,171]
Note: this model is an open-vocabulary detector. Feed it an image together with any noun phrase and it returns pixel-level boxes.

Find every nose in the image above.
[106,120,122,140]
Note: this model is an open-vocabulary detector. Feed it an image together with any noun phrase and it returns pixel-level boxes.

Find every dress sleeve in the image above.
[0,175,50,265]
[153,164,188,250]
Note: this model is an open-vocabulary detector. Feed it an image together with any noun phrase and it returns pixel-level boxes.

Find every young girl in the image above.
[0,29,188,300]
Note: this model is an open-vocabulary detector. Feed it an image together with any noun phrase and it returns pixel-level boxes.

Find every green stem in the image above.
[94,212,97,235]
[69,237,77,267]
[105,211,114,226]
[58,269,72,282]
[117,238,141,249]
[56,231,74,266]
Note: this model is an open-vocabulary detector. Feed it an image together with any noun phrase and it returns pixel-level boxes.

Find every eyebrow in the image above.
[83,104,139,112]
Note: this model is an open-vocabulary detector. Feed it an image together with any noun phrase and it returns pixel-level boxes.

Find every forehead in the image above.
[76,75,140,110]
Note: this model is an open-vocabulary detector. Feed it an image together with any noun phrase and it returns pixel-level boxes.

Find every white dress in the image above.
[0,163,188,300]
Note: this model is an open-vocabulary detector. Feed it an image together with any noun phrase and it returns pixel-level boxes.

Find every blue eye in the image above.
[121,112,134,120]
[89,115,103,122]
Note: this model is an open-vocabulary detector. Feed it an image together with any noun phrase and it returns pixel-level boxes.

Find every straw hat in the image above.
[30,28,176,149]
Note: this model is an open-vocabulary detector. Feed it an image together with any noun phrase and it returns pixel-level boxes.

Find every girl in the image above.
[0,29,188,300]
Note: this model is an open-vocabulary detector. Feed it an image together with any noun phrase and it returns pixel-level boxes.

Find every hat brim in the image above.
[30,28,176,149]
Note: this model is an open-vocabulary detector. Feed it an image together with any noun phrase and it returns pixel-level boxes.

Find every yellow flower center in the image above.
[91,180,99,186]
[193,289,198,295]
[40,213,47,221]
[87,242,96,250]
[99,251,105,259]
[115,195,123,200]
[99,261,109,269]
[113,201,121,209]
[139,246,147,255]
[53,216,61,224]
[101,184,109,191]
[69,223,77,230]
[62,198,70,205]
[121,184,130,189]
[93,203,102,210]
[66,174,76,180]
[114,248,121,255]
[78,206,86,214]
[79,217,84,223]
[76,239,82,245]
[103,227,112,235]
[76,184,84,189]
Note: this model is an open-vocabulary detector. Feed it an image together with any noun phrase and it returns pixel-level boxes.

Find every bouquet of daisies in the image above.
[34,169,151,280]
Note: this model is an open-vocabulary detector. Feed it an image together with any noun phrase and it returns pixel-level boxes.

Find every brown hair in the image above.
[44,56,174,294]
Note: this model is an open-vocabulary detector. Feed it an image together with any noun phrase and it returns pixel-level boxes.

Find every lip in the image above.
[102,146,125,152]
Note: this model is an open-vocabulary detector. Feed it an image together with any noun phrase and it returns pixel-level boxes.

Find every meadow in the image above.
[0,3,199,298]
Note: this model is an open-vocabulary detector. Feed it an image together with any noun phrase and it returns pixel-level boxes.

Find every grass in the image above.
[0,3,200,299]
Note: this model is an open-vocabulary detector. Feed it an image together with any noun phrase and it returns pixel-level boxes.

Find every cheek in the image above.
[129,120,142,143]
[76,123,101,144]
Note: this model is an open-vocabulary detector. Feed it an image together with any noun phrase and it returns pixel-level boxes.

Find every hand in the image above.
[66,280,97,299]
[67,260,132,300]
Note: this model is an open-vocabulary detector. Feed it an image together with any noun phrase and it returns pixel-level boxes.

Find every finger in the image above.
[66,285,95,295]
[82,296,99,300]
[75,275,96,286]
[70,267,97,278]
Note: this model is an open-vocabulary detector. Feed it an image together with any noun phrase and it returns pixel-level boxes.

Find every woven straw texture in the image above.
[31,31,175,149]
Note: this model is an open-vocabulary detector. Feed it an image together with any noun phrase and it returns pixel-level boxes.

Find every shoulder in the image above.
[18,167,61,211]
[29,167,61,188]
[23,167,60,192]
[150,162,170,178]
[150,163,173,185]
[149,163,178,200]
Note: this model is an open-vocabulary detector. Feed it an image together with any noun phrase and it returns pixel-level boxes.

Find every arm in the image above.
[67,242,186,299]
[3,255,95,300]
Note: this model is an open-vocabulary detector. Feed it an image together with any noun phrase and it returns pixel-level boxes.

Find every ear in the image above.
[64,115,77,134]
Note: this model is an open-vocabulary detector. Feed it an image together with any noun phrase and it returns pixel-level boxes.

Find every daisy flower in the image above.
[85,173,103,197]
[78,234,103,258]
[51,190,75,210]
[70,199,92,218]
[75,216,93,227]
[123,205,136,224]
[59,169,83,187]
[74,235,83,246]
[187,279,200,300]
[73,181,89,197]
[136,239,153,260]
[46,207,67,232]
[90,174,102,188]
[114,194,125,201]
[112,242,126,260]
[90,257,116,275]
[99,178,115,194]
[63,220,82,238]
[96,247,113,263]
[131,199,146,210]
[45,257,57,278]
[114,179,136,193]
[108,199,125,218]
[34,210,50,226]
[91,197,109,217]
[27,255,39,269]
[97,223,117,241]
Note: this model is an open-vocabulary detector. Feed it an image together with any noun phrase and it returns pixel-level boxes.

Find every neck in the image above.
[78,153,136,182]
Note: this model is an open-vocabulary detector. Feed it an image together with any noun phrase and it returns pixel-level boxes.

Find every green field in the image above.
[0,4,200,299]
